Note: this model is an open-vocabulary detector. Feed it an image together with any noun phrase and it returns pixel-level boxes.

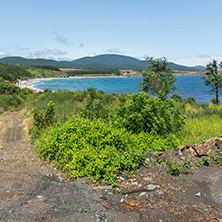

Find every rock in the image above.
[95,210,107,222]
[198,205,209,212]
[117,176,125,181]
[147,184,157,191]
[139,192,147,197]
[153,190,164,196]
[143,177,152,181]
[77,208,83,213]
[194,145,212,156]
[93,186,112,191]
[195,192,201,197]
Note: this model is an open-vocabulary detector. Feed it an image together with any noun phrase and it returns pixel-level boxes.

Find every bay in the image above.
[29,76,218,104]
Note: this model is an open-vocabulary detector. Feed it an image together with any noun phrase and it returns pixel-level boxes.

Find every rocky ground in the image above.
[0,111,222,222]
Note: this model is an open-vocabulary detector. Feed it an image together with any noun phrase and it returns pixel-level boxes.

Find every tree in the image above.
[201,60,222,104]
[139,57,177,96]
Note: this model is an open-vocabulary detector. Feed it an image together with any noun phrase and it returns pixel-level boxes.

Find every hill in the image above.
[0,54,202,71]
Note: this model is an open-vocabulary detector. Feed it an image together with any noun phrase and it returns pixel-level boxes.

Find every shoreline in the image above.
[17,74,202,93]
[17,75,131,93]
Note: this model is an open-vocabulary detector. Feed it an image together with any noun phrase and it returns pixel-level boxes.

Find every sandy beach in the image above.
[16,76,129,93]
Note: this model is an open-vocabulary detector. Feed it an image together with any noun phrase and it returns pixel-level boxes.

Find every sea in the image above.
[28,76,219,104]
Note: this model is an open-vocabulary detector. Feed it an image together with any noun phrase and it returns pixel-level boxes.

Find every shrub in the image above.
[29,101,55,140]
[80,96,109,120]
[167,160,181,176]
[183,97,196,104]
[171,93,182,102]
[115,93,185,136]
[211,97,219,104]
[35,117,179,184]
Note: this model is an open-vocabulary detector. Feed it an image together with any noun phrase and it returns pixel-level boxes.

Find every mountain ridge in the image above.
[0,54,205,71]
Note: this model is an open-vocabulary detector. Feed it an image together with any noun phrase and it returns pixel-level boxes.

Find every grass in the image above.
[178,114,222,145]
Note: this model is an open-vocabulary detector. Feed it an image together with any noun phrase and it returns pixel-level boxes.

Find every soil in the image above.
[0,111,221,222]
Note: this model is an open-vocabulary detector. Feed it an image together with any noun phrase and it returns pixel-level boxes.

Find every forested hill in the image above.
[0,54,205,71]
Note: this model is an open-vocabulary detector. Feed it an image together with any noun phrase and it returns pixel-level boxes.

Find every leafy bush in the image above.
[35,117,179,184]
[183,97,196,104]
[80,96,109,120]
[171,93,182,102]
[167,160,182,176]
[199,156,210,166]
[29,101,55,140]
[115,93,185,136]
[211,97,219,104]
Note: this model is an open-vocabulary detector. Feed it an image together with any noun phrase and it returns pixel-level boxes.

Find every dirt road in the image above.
[0,112,221,222]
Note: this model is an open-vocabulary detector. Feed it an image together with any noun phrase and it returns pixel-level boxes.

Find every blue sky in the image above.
[1,0,222,66]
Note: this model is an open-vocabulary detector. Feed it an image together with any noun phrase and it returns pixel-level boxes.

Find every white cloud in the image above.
[106,47,121,54]
[0,51,9,57]
[52,31,70,46]
[32,48,67,57]
[17,45,30,51]
[170,55,222,67]
[198,54,212,59]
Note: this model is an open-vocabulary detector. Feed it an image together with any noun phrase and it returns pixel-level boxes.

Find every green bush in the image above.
[211,97,219,104]
[115,93,185,136]
[29,101,55,140]
[171,93,182,102]
[167,160,181,176]
[35,117,179,184]
[80,96,109,120]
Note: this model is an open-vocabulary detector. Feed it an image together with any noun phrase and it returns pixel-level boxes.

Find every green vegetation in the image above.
[201,60,222,104]
[0,77,33,113]
[0,61,221,185]
[139,57,177,96]
[115,93,185,136]
[0,63,32,81]
[66,68,120,76]
[0,54,201,71]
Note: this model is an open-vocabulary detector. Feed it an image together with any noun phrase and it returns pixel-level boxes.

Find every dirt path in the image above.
[0,112,222,222]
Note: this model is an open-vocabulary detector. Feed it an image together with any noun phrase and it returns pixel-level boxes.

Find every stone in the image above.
[195,192,201,197]
[153,190,164,196]
[194,146,212,156]
[147,184,157,191]
[143,177,152,181]
[77,208,83,213]
[198,205,209,212]
[178,149,183,156]
[117,176,125,181]
[139,192,147,197]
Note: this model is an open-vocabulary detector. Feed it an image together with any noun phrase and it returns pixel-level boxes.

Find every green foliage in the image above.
[171,93,182,102]
[35,117,179,184]
[167,160,182,176]
[214,155,222,166]
[116,93,185,136]
[67,68,120,76]
[29,101,55,140]
[211,97,219,104]
[0,63,32,81]
[178,115,222,145]
[199,156,210,166]
[201,60,222,104]
[80,96,109,120]
[183,97,196,104]
[139,57,177,96]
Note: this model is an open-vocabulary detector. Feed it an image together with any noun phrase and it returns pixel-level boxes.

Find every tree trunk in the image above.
[216,85,219,104]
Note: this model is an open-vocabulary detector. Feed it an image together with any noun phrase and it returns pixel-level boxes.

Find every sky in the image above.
[1,0,222,66]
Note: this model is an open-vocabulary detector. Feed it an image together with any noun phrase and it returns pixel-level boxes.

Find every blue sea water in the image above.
[29,76,219,104]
